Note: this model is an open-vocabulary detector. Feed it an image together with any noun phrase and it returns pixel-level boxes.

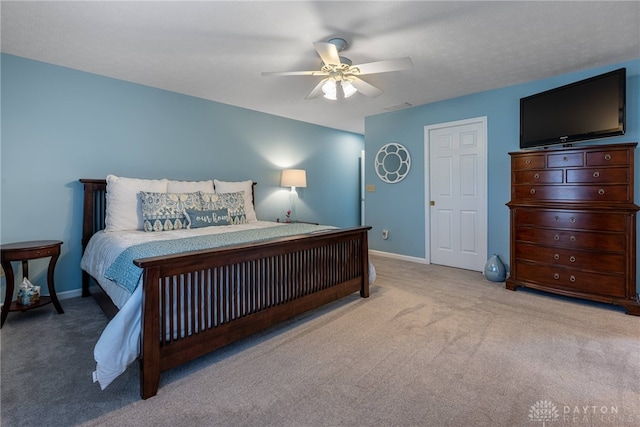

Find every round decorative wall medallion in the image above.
[375,143,411,183]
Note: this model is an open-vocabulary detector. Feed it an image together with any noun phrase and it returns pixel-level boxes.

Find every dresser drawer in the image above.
[513,184,630,202]
[514,209,627,232]
[515,243,625,273]
[515,227,626,251]
[547,152,584,168]
[586,149,631,167]
[515,262,626,298]
[512,154,545,170]
[514,170,563,184]
[566,167,628,184]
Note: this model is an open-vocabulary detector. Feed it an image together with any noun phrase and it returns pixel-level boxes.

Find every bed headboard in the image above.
[79,179,257,252]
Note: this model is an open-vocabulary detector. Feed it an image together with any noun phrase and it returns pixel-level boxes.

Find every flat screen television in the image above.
[520,68,626,149]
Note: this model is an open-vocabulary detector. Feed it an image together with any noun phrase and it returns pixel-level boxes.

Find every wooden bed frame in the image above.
[80,179,371,399]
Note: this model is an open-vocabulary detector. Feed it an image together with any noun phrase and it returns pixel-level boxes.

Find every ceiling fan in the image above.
[261,38,413,101]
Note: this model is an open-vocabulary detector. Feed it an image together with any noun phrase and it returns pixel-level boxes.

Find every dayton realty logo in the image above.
[529,400,560,426]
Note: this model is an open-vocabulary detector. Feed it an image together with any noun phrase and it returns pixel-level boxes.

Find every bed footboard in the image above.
[134,226,370,399]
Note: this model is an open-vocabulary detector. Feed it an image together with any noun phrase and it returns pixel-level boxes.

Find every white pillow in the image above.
[167,180,215,193]
[213,179,257,221]
[105,175,169,232]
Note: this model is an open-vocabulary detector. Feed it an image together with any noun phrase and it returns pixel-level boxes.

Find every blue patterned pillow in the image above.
[140,192,203,232]
[184,208,230,228]
[198,191,248,224]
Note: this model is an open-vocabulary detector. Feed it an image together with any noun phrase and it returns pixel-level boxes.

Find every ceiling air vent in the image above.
[383,102,412,111]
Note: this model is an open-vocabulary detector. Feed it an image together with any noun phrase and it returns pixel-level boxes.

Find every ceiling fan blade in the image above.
[262,70,329,77]
[304,79,328,99]
[350,77,383,98]
[350,57,413,75]
[313,42,341,67]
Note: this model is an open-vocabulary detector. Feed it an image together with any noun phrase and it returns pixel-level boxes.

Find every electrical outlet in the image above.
[382,229,389,240]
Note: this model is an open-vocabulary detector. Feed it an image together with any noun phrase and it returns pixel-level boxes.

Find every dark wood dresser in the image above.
[506,142,640,315]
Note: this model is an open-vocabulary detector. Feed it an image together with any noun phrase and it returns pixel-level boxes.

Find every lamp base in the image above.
[289,189,298,221]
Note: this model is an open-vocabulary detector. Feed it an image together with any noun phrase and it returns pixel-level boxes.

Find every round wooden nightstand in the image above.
[1,240,65,327]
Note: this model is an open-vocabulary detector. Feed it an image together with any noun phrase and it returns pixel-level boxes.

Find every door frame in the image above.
[423,116,488,267]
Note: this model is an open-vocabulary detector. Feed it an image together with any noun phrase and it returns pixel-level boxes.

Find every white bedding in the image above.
[81,220,288,390]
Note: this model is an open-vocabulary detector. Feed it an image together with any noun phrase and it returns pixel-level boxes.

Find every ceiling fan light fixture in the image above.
[322,78,357,100]
[342,80,357,98]
[322,79,338,100]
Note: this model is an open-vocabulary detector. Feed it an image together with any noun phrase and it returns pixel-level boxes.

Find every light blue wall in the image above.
[0,54,364,295]
[365,59,640,271]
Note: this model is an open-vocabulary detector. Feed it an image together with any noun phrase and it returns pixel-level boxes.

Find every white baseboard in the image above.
[369,250,429,265]
[55,289,84,300]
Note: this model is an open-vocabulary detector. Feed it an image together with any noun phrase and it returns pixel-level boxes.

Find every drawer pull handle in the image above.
[570,275,576,282]
[570,236,576,242]
[526,159,531,164]
[534,173,540,179]
[593,171,600,178]
[570,217,576,223]
[554,273,560,280]
[570,256,576,263]
[554,254,559,260]
[530,189,536,195]
[563,156,568,162]
[554,235,560,241]
[554,216,560,221]
[598,189,605,195]
[604,154,611,161]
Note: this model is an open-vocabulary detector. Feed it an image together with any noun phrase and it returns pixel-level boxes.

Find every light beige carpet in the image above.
[2,254,639,426]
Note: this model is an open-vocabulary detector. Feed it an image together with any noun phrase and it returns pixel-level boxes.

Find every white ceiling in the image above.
[2,1,639,134]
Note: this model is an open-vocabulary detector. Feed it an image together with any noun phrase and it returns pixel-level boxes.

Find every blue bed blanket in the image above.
[104,223,335,294]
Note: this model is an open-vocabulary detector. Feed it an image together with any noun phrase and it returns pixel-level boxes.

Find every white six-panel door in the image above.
[425,117,487,271]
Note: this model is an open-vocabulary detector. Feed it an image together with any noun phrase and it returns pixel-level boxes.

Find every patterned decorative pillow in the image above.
[184,208,230,228]
[214,180,257,221]
[140,192,203,232]
[199,191,248,224]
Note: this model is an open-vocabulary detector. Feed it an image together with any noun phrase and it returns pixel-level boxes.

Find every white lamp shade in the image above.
[322,79,337,100]
[342,80,357,98]
[281,169,307,188]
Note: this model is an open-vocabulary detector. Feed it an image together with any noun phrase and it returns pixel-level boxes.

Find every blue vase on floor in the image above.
[484,254,506,282]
